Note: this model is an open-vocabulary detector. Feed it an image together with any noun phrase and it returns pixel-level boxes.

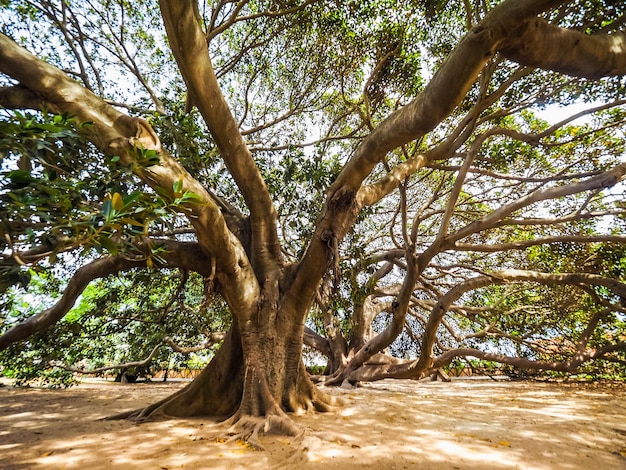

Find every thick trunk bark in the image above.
[236,319,332,416]
[113,301,337,445]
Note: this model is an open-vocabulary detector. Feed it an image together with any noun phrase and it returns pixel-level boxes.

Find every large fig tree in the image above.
[1,0,625,442]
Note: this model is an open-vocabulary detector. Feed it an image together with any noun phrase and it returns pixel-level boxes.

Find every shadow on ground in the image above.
[0,378,625,469]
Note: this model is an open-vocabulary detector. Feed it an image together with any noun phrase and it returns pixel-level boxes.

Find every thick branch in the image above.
[159,0,282,278]
[449,163,626,243]
[0,33,260,317]
[501,18,626,79]
[332,0,565,195]
[432,344,626,372]
[293,0,565,312]
[576,308,612,353]
[303,326,332,358]
[454,235,626,252]
[345,340,626,382]
[0,85,52,110]
[0,257,141,350]
[0,241,214,351]
[325,252,419,386]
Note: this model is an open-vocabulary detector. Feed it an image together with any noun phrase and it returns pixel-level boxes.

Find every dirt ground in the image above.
[0,377,625,470]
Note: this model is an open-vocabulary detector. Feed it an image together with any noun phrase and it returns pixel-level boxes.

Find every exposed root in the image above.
[222,413,304,450]
[102,410,135,421]
[104,408,162,422]
[288,388,343,414]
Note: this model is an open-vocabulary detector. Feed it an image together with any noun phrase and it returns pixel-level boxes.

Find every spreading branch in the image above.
[0,241,214,351]
[61,333,227,375]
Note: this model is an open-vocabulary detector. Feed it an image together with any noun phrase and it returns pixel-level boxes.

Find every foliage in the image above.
[0,268,229,386]
[0,0,625,388]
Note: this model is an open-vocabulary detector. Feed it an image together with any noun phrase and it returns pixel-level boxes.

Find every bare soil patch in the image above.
[1,377,625,469]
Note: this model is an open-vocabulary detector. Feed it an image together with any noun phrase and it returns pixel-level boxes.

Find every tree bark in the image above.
[115,308,338,447]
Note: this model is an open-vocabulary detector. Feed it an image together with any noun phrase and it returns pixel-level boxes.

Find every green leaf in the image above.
[123,192,142,206]
[97,235,118,255]
[6,170,34,183]
[173,177,183,194]
[101,199,113,220]
[120,218,145,227]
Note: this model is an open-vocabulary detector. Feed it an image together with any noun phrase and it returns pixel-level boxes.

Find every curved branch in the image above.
[303,326,332,358]
[412,269,626,377]
[454,235,626,252]
[62,332,228,375]
[324,251,420,386]
[0,85,54,110]
[344,340,626,383]
[294,0,565,309]
[207,0,318,41]
[0,256,142,350]
[358,65,534,207]
[0,241,214,351]
[448,162,626,243]
[332,0,565,196]
[62,342,165,375]
[163,333,227,354]
[432,343,626,372]
[0,32,259,316]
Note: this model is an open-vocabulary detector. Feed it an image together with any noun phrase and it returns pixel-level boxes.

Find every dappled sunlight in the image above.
[1,378,625,469]
[609,35,625,54]
[292,379,626,469]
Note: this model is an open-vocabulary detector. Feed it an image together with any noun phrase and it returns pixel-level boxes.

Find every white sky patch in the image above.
[535,100,626,233]
[534,101,599,126]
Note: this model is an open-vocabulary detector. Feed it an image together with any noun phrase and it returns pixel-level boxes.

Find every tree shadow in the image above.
[0,378,625,469]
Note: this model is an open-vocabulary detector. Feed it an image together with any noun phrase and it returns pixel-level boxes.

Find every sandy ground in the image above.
[0,377,625,470]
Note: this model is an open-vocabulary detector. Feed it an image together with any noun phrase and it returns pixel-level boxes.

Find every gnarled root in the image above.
[222,411,304,450]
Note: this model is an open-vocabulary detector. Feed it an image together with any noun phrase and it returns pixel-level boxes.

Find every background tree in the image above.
[1,0,625,444]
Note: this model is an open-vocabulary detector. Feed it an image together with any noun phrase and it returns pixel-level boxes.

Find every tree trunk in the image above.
[113,297,337,446]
